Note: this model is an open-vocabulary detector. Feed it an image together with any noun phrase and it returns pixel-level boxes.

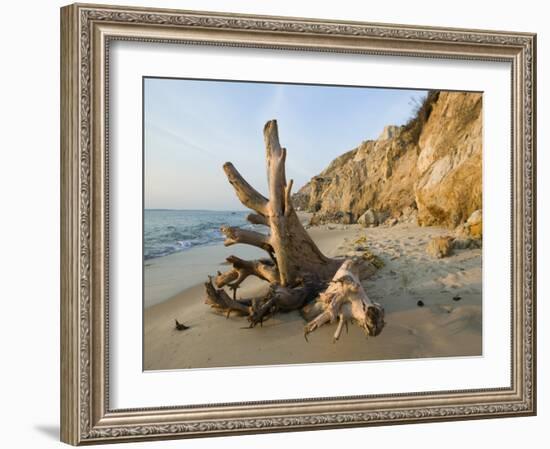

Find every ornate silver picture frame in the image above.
[60,3,536,445]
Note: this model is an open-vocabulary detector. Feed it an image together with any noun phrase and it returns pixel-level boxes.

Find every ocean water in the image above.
[144,209,259,260]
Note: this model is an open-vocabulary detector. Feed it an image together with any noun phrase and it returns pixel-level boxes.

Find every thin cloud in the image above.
[146,121,221,161]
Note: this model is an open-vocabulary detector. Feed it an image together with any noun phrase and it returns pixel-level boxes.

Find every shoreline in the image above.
[144,221,358,308]
[144,212,314,307]
[144,241,265,308]
[144,221,482,370]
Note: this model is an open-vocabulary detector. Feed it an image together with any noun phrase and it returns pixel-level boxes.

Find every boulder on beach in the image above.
[455,209,483,240]
[426,236,454,259]
[358,209,389,227]
[358,209,377,227]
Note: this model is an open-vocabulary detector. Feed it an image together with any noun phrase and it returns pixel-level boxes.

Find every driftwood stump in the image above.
[301,259,385,342]
[204,120,385,341]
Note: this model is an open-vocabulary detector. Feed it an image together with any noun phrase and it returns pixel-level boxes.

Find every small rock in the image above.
[454,209,483,240]
[358,209,378,227]
[417,300,425,307]
[174,319,190,331]
[467,209,482,226]
[426,236,454,258]
[400,206,419,225]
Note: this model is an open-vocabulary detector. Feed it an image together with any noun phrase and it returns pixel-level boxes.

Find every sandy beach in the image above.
[144,218,482,370]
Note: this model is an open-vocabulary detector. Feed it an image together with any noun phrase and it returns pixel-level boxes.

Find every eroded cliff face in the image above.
[414,92,482,226]
[294,91,482,229]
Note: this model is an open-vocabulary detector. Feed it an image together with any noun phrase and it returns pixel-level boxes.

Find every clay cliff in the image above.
[293,91,482,229]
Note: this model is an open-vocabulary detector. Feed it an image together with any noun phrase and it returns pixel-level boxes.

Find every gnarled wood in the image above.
[204,277,250,317]
[214,256,279,290]
[302,259,385,342]
[204,120,385,342]
[220,226,272,253]
[223,162,269,216]
[248,283,317,327]
[262,120,341,286]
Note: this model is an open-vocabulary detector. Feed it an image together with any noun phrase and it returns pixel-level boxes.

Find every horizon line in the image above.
[144,208,250,212]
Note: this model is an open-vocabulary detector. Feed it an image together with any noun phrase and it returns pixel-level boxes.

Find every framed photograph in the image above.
[60,3,537,445]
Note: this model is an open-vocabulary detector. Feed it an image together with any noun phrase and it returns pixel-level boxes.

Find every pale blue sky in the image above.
[144,78,427,210]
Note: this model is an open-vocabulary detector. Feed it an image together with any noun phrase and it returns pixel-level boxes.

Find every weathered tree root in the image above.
[204,277,251,318]
[302,259,385,343]
[203,120,385,342]
[214,255,279,296]
[247,282,323,327]
[206,276,323,326]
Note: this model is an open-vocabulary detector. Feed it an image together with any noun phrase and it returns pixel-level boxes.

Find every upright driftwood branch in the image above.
[263,120,341,286]
[203,120,385,342]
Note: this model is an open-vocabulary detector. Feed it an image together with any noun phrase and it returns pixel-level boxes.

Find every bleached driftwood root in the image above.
[202,120,385,341]
[302,259,385,342]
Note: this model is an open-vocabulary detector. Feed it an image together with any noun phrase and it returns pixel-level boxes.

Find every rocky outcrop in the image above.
[293,91,482,230]
[414,93,482,227]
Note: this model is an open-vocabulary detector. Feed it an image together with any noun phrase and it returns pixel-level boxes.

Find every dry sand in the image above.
[144,221,482,370]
